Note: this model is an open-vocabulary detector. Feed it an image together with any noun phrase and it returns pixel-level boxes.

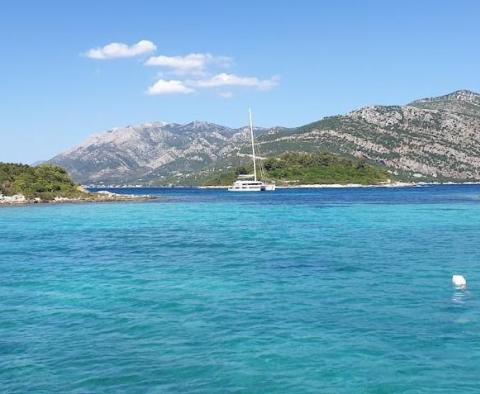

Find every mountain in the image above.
[48,90,480,184]
[255,90,480,181]
[49,121,234,183]
[409,89,480,116]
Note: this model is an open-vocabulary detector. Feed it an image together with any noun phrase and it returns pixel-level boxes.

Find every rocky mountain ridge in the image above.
[48,90,480,184]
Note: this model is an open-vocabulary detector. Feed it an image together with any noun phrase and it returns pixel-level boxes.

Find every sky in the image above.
[1,0,480,163]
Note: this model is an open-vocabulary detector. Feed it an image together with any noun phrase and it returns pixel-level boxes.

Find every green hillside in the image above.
[203,152,391,186]
[0,163,87,200]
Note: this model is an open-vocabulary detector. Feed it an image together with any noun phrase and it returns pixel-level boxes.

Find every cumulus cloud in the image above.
[192,73,279,91]
[83,42,279,95]
[145,72,278,96]
[145,53,232,74]
[85,40,156,60]
[146,79,194,95]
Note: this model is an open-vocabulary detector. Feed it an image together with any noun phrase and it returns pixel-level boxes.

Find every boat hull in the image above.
[262,184,276,191]
[228,186,262,192]
[228,183,275,192]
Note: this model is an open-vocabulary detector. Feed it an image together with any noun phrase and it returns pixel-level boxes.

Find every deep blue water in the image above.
[2,185,480,393]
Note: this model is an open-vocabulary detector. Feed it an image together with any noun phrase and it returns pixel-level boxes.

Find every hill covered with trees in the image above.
[0,163,87,200]
[202,152,391,186]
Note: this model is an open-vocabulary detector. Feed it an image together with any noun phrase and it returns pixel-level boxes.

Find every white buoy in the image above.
[452,274,467,289]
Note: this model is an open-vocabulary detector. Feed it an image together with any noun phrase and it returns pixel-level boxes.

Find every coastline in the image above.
[0,191,158,206]
[199,182,411,189]
[198,181,480,189]
[4,182,479,206]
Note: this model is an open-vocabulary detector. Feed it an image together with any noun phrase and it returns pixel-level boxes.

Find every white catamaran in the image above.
[228,109,276,192]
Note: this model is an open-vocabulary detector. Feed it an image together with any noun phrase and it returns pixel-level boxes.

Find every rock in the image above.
[0,194,27,204]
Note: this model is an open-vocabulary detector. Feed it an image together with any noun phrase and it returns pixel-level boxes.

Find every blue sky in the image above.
[1,0,479,163]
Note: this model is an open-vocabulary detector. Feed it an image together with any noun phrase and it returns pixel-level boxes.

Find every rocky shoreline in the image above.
[0,191,158,206]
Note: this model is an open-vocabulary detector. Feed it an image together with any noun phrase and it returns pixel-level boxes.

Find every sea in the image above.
[1,185,480,393]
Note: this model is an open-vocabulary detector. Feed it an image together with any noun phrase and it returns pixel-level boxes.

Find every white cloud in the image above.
[146,79,194,95]
[192,73,279,91]
[85,40,156,60]
[145,53,232,74]
[145,72,278,96]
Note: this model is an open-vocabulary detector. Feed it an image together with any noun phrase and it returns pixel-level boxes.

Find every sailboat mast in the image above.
[249,108,257,181]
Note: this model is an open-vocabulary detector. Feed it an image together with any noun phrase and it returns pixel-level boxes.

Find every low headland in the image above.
[0,163,155,205]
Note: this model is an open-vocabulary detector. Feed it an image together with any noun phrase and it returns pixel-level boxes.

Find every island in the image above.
[0,163,155,205]
[202,152,391,187]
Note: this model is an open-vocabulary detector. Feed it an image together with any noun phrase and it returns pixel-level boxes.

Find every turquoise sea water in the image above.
[2,186,480,393]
